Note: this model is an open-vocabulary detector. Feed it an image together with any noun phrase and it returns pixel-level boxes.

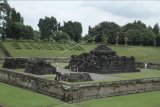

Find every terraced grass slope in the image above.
[1,82,160,107]
[1,41,97,58]
[1,41,160,63]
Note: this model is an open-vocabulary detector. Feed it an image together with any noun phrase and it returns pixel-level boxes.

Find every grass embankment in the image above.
[1,41,160,63]
[1,41,97,58]
[1,82,160,107]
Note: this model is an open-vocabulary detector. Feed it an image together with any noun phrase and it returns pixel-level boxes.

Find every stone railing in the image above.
[1,68,160,103]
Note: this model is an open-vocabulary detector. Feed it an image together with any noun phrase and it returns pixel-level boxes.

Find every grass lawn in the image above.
[109,69,160,80]
[1,82,160,107]
[1,41,160,63]
[77,90,160,107]
[0,82,78,107]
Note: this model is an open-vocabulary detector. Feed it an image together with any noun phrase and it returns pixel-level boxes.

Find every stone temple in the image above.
[67,44,140,74]
[24,58,56,75]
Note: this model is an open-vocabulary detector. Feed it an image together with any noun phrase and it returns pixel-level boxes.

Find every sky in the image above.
[8,0,160,36]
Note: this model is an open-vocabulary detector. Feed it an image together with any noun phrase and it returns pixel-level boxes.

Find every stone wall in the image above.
[65,78,160,102]
[136,62,160,70]
[0,68,65,100]
[2,57,70,69]
[1,68,160,103]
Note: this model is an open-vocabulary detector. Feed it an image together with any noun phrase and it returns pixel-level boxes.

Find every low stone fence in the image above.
[1,68,160,103]
[136,62,160,70]
[0,68,65,100]
[2,57,70,69]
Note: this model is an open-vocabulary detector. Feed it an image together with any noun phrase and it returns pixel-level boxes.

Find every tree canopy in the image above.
[38,16,59,41]
[1,0,33,40]
[62,21,82,42]
[86,20,159,46]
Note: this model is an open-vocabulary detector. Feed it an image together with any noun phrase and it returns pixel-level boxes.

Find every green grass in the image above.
[68,69,160,84]
[51,63,68,68]
[110,69,160,80]
[77,91,160,107]
[0,82,63,107]
[1,42,96,58]
[111,46,160,63]
[1,82,160,107]
[1,41,160,63]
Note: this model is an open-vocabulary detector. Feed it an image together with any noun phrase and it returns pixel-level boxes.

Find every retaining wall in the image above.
[1,68,160,102]
[0,68,65,100]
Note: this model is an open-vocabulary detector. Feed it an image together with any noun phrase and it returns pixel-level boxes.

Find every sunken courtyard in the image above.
[1,45,160,102]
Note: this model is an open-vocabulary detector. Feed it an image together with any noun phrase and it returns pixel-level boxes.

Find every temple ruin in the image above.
[67,44,140,74]
[24,58,56,75]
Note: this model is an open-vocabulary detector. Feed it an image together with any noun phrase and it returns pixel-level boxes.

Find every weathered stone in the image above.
[60,73,93,82]
[3,57,27,69]
[67,44,140,73]
[0,68,160,103]
[24,58,56,75]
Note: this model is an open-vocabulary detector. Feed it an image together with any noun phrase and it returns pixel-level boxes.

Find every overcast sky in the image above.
[8,0,160,35]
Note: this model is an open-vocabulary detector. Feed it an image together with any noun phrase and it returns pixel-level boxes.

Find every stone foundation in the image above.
[24,58,56,75]
[3,57,27,68]
[0,68,160,103]
[61,73,93,82]
[2,57,70,69]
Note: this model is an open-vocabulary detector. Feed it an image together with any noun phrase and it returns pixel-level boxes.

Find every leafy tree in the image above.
[52,31,70,43]
[123,20,156,46]
[118,32,126,45]
[126,29,144,45]
[88,21,120,44]
[142,29,156,46]
[23,25,34,40]
[11,8,23,23]
[38,16,59,41]
[122,20,147,32]
[153,23,159,35]
[156,34,160,46]
[33,30,41,41]
[1,0,24,39]
[62,21,82,42]
[11,22,24,40]
[10,22,34,40]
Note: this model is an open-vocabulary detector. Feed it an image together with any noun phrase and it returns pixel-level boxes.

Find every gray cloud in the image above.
[82,1,160,18]
[8,1,160,35]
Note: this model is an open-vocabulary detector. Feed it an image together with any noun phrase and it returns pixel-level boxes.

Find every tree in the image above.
[88,21,120,44]
[118,32,126,45]
[122,20,147,32]
[142,29,156,46]
[153,23,159,35]
[11,22,24,40]
[38,16,59,41]
[23,25,34,40]
[52,31,70,43]
[10,22,34,40]
[156,34,160,46]
[62,21,82,42]
[11,8,23,22]
[123,20,156,46]
[1,0,24,39]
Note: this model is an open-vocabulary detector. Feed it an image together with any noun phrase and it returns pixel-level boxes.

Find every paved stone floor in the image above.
[58,68,123,81]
